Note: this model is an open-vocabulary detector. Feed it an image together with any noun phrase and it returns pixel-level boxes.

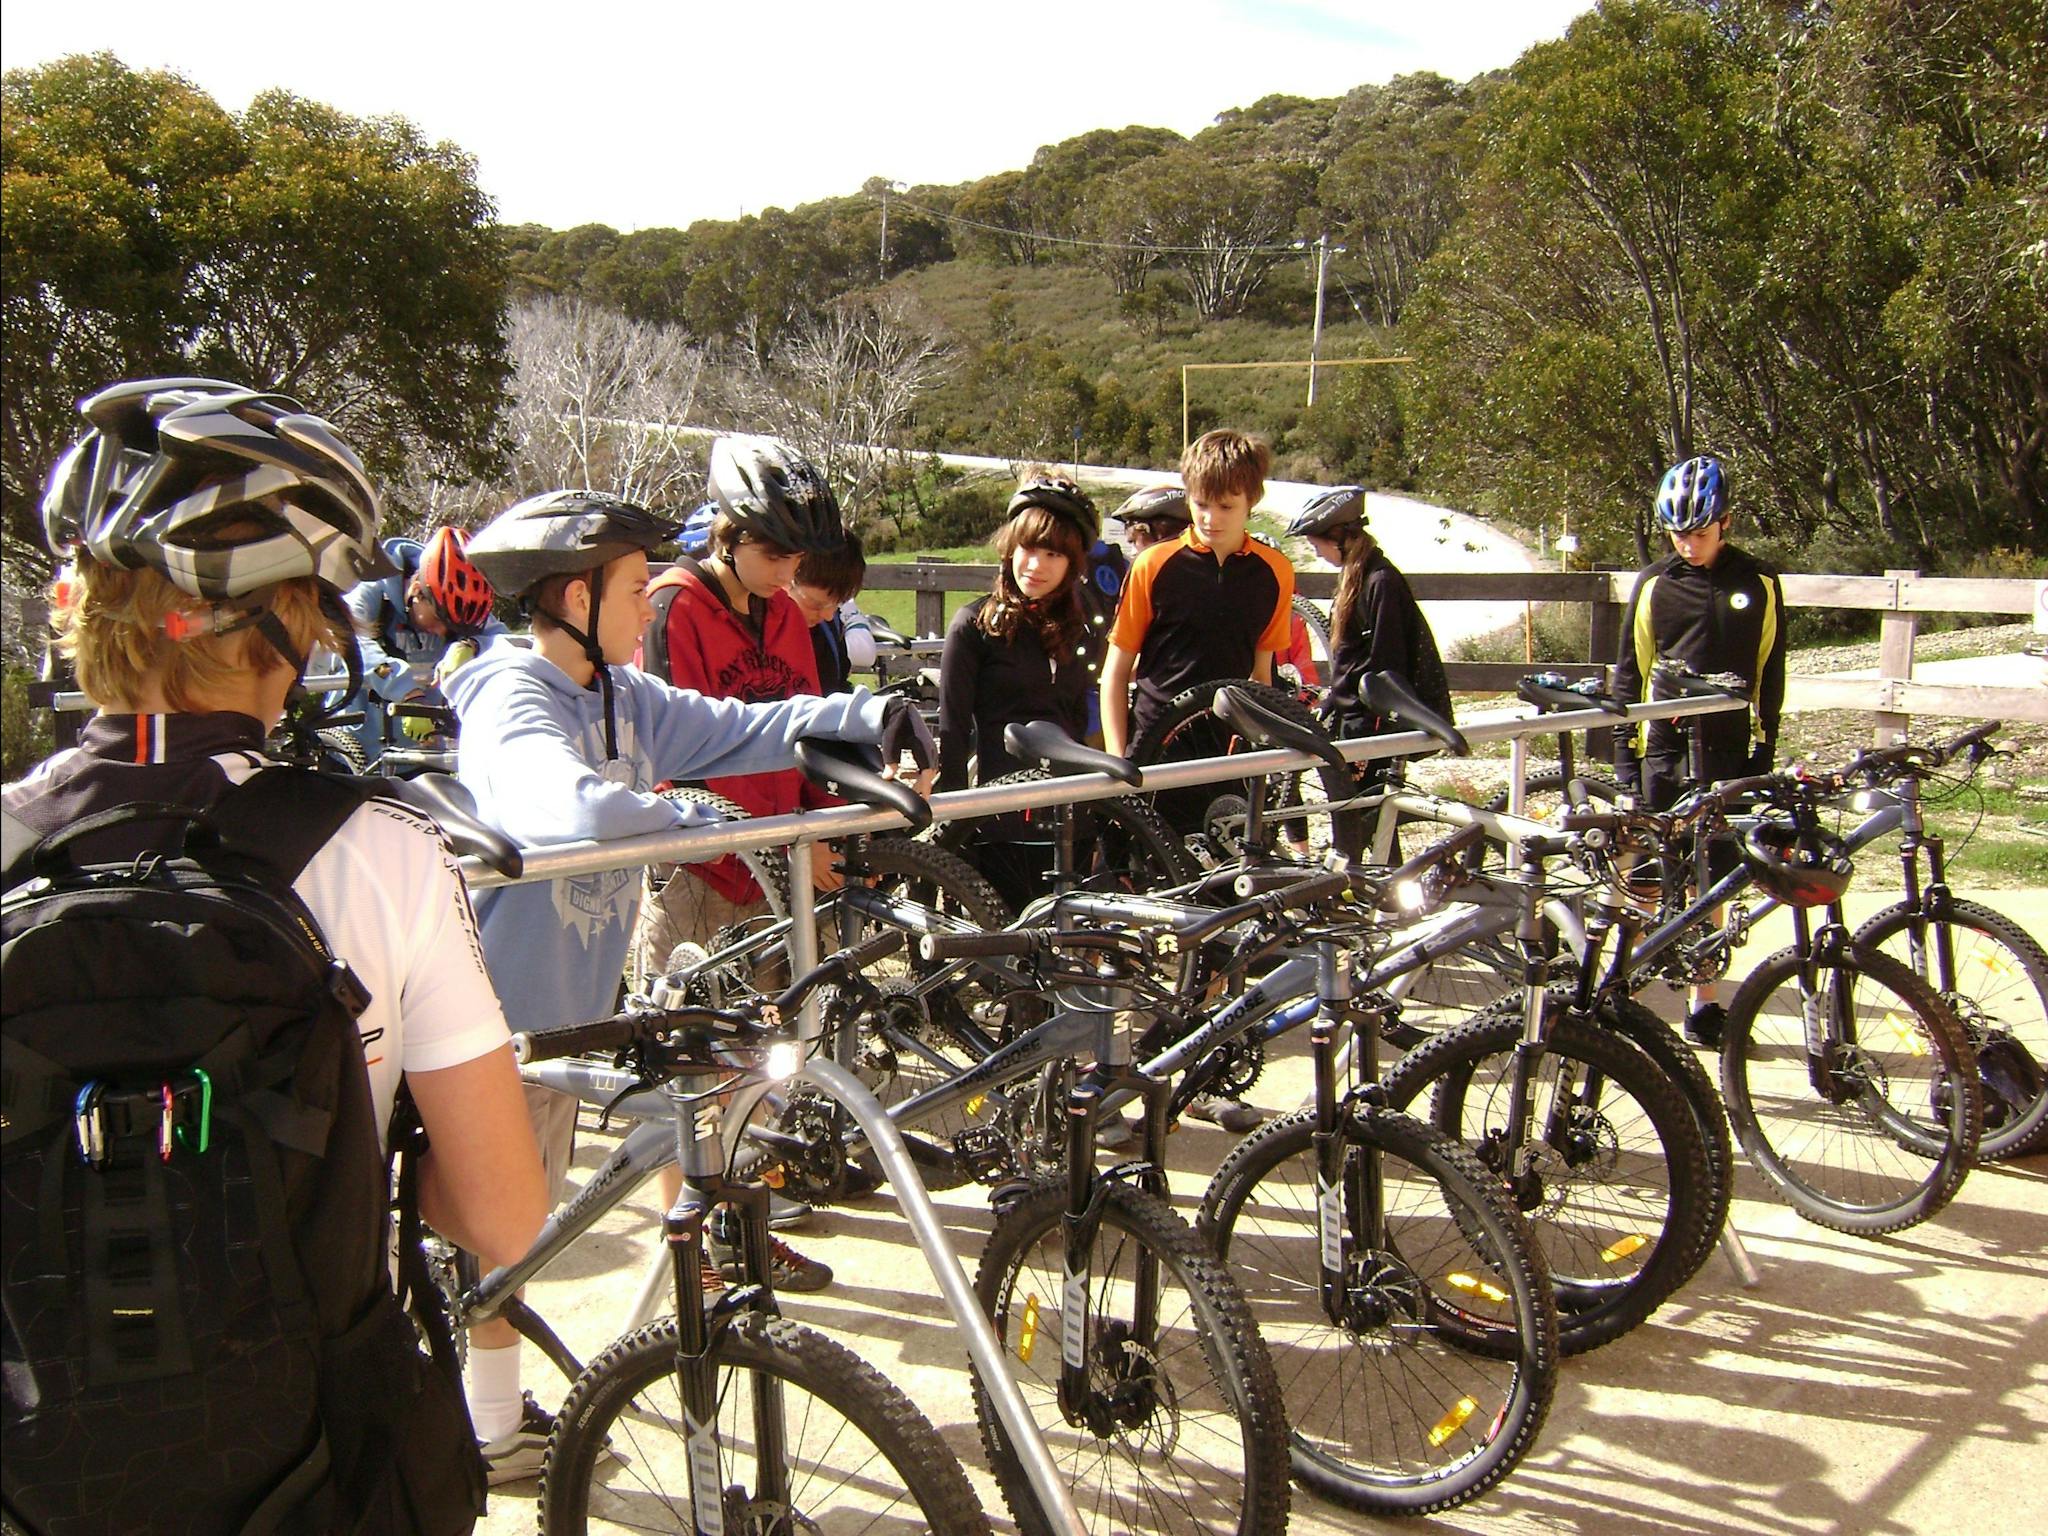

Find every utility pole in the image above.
[1307,232,1331,408]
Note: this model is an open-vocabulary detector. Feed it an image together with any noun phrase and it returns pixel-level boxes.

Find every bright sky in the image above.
[2,1,1590,232]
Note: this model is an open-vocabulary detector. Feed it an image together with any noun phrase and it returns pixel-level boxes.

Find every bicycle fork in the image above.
[1310,940,1377,1324]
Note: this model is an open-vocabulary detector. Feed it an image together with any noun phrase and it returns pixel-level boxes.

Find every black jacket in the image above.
[1613,545,1786,762]
[937,598,1091,791]
[1324,550,1453,740]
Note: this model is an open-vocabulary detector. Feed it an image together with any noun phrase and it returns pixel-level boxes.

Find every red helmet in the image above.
[411,525,495,635]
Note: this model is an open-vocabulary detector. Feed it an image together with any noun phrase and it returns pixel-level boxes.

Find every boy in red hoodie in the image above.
[632,437,850,987]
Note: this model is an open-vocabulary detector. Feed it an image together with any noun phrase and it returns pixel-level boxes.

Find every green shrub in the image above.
[913,478,1011,550]
[1449,602,1591,665]
[2,663,56,782]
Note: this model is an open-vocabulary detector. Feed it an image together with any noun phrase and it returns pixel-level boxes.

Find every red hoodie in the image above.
[642,561,828,903]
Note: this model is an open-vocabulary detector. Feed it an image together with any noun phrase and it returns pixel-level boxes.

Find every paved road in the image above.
[481,891,2048,1536]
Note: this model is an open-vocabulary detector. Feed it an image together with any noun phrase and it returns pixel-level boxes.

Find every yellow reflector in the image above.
[1969,953,2018,978]
[760,1166,785,1189]
[1428,1396,1479,1448]
[966,1094,987,1117]
[1019,1294,1040,1365]
[1885,1012,1930,1056]
[1602,1234,1648,1263]
[1446,1272,1508,1304]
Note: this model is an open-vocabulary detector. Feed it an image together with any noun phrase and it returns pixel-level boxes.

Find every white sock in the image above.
[466,1340,525,1442]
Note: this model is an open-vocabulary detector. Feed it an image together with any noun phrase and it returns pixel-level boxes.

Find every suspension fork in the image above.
[1312,940,1369,1325]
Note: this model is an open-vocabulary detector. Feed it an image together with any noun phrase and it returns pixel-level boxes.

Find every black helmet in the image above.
[707,435,845,555]
[465,489,679,599]
[1007,476,1100,545]
[1741,821,1853,908]
[42,376,394,600]
[1110,485,1190,529]
[1286,485,1367,541]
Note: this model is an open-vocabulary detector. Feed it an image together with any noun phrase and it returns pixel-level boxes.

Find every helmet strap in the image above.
[536,566,620,760]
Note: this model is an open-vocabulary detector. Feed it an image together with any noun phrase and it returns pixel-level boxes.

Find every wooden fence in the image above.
[863,562,2046,736]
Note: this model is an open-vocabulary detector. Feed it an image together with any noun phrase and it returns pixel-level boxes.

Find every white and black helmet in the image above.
[707,435,845,556]
[465,489,680,599]
[1110,486,1190,529]
[1008,476,1100,545]
[1285,485,1367,542]
[41,377,394,599]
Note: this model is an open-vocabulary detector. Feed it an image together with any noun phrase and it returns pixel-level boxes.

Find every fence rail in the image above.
[862,563,2046,733]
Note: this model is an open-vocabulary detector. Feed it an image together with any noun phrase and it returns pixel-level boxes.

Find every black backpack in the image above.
[1,770,486,1536]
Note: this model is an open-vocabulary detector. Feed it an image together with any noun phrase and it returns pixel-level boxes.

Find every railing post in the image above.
[1875,568,1919,746]
[914,560,945,639]
[1587,568,1627,768]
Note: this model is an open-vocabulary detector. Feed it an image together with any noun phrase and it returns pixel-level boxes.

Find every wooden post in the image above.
[1586,568,1627,769]
[915,563,945,640]
[1875,568,1919,746]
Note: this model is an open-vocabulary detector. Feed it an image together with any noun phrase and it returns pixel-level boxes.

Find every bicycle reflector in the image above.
[1741,823,1853,907]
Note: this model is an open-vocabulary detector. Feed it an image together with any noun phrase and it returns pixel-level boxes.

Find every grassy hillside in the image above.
[876,258,1404,479]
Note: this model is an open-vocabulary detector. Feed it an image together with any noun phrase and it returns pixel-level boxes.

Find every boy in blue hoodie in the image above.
[450,486,935,1291]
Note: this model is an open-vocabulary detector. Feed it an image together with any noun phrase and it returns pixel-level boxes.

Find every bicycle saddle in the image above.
[793,738,933,833]
[1002,720,1143,786]
[1357,671,1471,756]
[1517,671,1625,715]
[1209,685,1349,774]
[1651,660,1751,701]
[381,772,523,878]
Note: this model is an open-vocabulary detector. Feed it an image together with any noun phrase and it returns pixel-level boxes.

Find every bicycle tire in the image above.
[1854,898,2048,1159]
[1196,1107,1558,1515]
[974,1177,1290,1536]
[1720,942,1981,1233]
[1131,679,1363,861]
[1381,1008,1713,1354]
[984,767,1204,894]
[655,785,793,917]
[539,1312,991,1536]
[1479,768,1621,872]
[1289,595,1332,675]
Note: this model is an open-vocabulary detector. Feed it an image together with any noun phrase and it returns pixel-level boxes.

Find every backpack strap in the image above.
[217,767,379,886]
[641,568,692,687]
[2,804,40,892]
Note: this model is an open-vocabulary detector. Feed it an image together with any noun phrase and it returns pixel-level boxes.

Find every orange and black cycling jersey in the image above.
[1110,528,1294,736]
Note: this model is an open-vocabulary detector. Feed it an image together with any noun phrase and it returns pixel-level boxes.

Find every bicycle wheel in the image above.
[1196,1107,1557,1515]
[1721,943,1982,1233]
[540,1312,991,1536]
[936,769,1201,901]
[974,1177,1290,1536]
[1855,898,2048,1159]
[656,786,794,917]
[1289,595,1332,676]
[1380,1006,1713,1354]
[1131,680,1362,862]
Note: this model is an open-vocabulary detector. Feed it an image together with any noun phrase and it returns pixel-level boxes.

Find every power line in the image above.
[885,192,1309,258]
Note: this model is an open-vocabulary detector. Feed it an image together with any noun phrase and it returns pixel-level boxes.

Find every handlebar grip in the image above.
[770,930,907,1014]
[919,929,1047,962]
[511,1012,645,1065]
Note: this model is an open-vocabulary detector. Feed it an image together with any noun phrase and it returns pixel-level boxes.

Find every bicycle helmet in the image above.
[1654,456,1728,533]
[678,502,717,558]
[1285,485,1366,541]
[706,435,845,555]
[466,488,681,760]
[410,525,495,636]
[41,376,393,600]
[1007,476,1100,545]
[1741,821,1853,908]
[1109,486,1190,528]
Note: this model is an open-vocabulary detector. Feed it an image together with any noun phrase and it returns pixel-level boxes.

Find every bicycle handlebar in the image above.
[917,927,1146,963]
[1173,866,1353,946]
[769,929,904,1012]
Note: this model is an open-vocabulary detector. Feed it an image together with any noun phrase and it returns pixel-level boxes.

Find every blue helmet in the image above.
[1655,457,1728,533]
[678,502,717,557]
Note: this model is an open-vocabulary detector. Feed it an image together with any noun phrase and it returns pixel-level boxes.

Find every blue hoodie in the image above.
[444,639,887,1030]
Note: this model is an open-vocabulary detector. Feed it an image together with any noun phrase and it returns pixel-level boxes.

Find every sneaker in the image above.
[1186,1095,1266,1133]
[478,1391,556,1486]
[768,1193,812,1230]
[1684,1002,1727,1050]
[715,1234,834,1293]
[1095,1110,1141,1150]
